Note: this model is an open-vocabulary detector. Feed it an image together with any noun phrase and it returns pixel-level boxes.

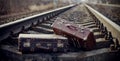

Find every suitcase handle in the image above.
[66,24,78,31]
[38,46,50,50]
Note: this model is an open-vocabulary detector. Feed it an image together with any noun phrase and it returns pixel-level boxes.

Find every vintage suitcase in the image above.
[52,18,96,50]
[18,34,68,53]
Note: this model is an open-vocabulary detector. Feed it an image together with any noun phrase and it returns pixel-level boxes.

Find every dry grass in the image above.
[29,3,54,12]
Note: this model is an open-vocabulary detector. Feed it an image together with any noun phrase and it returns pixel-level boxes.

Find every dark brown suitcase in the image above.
[52,18,96,50]
[18,34,68,53]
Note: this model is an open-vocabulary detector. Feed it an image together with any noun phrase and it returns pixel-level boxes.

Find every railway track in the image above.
[87,3,120,25]
[0,4,120,61]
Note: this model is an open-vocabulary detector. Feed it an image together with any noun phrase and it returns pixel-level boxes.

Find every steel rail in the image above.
[0,4,75,42]
[85,4,120,44]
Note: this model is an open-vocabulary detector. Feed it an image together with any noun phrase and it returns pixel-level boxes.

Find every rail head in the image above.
[85,4,120,44]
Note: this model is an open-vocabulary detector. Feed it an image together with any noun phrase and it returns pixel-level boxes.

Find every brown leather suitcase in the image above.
[18,34,68,53]
[52,18,96,50]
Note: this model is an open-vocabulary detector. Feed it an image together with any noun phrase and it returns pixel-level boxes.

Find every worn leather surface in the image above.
[52,18,96,50]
